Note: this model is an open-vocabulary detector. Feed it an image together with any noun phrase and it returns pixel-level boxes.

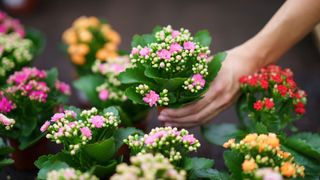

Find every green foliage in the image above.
[194,30,212,47]
[25,27,46,56]
[223,150,243,180]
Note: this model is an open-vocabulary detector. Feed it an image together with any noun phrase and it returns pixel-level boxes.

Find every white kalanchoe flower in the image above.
[46,168,98,180]
[0,113,15,130]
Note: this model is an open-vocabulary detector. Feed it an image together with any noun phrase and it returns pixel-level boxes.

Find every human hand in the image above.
[158,46,262,127]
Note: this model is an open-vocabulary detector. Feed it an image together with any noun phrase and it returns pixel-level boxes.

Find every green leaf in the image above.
[131,34,156,47]
[113,127,144,150]
[83,137,116,164]
[19,133,44,150]
[201,123,243,146]
[194,30,212,47]
[183,157,214,170]
[37,161,69,179]
[103,106,120,117]
[254,122,269,134]
[119,66,152,85]
[73,74,105,106]
[206,52,226,82]
[125,87,145,105]
[91,160,117,178]
[224,150,243,180]
[0,158,14,167]
[190,169,230,180]
[26,27,46,56]
[285,133,320,161]
[45,68,58,88]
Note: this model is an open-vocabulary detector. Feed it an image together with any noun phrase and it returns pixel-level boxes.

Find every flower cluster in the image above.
[0,91,15,114]
[92,56,130,102]
[223,133,305,179]
[62,16,120,67]
[111,153,186,180]
[130,25,210,93]
[125,127,200,163]
[0,33,34,80]
[0,113,15,130]
[42,107,120,155]
[46,168,98,180]
[5,67,70,103]
[135,84,169,107]
[239,65,307,115]
[0,11,25,37]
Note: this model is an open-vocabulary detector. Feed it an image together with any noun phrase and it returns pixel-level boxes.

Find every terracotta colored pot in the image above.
[9,137,49,170]
[157,106,165,115]
[3,0,38,14]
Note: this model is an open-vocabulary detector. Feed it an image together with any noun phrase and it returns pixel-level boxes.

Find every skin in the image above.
[158,0,320,127]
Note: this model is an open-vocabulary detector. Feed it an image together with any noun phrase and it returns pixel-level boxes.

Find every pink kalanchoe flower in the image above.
[68,122,77,128]
[90,115,105,128]
[29,90,48,102]
[192,74,206,87]
[0,25,7,33]
[99,89,109,101]
[55,81,71,95]
[131,47,139,55]
[40,121,50,132]
[182,135,197,145]
[145,136,157,144]
[169,43,182,53]
[65,110,77,118]
[139,47,151,57]
[198,53,208,59]
[51,113,65,122]
[183,41,195,51]
[64,169,76,178]
[80,127,92,139]
[256,168,283,180]
[171,30,180,38]
[143,90,160,107]
[157,49,171,60]
[111,64,126,74]
[0,95,15,114]
[0,12,6,21]
[0,113,14,126]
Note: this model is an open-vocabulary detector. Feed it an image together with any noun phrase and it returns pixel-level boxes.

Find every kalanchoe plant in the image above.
[223,133,305,179]
[46,168,98,180]
[125,127,226,179]
[0,138,14,170]
[0,67,70,149]
[0,11,25,37]
[237,65,307,132]
[73,56,149,126]
[119,25,225,108]
[62,16,121,75]
[35,106,142,179]
[111,153,186,180]
[125,126,200,164]
[0,33,34,83]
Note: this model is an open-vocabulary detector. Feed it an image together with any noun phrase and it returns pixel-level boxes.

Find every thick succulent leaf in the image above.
[206,52,226,82]
[189,169,230,180]
[19,132,44,150]
[183,157,214,170]
[0,158,14,167]
[201,123,244,146]
[285,133,320,161]
[113,127,143,150]
[91,160,117,178]
[125,87,145,105]
[26,27,46,56]
[194,30,212,47]
[119,66,152,85]
[73,74,105,106]
[103,106,120,117]
[45,68,58,88]
[131,34,156,47]
[223,150,243,180]
[83,137,116,163]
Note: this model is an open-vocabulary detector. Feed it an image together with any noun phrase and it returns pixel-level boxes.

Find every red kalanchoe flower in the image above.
[271,73,282,83]
[264,98,275,109]
[253,100,263,111]
[276,85,288,97]
[260,79,269,90]
[294,102,306,115]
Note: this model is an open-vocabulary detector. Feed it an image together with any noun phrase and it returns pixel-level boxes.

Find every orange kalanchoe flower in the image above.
[224,133,304,179]
[62,16,121,72]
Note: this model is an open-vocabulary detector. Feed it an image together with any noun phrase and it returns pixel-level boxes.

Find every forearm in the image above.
[243,0,320,68]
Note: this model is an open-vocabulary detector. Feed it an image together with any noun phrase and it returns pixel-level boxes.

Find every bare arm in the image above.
[159,0,320,127]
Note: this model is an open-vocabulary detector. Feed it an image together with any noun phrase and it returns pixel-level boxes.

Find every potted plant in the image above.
[119,25,225,113]
[35,106,142,179]
[0,67,70,170]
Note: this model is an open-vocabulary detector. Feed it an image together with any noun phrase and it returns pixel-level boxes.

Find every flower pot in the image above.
[9,137,49,170]
[157,106,165,115]
[3,0,38,14]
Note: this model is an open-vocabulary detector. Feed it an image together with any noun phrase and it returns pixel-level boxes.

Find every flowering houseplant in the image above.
[111,153,186,180]
[35,107,142,179]
[125,126,226,179]
[119,25,225,108]
[62,16,121,76]
[0,67,70,149]
[223,133,305,179]
[73,55,149,126]
[46,168,98,180]
[0,10,45,84]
